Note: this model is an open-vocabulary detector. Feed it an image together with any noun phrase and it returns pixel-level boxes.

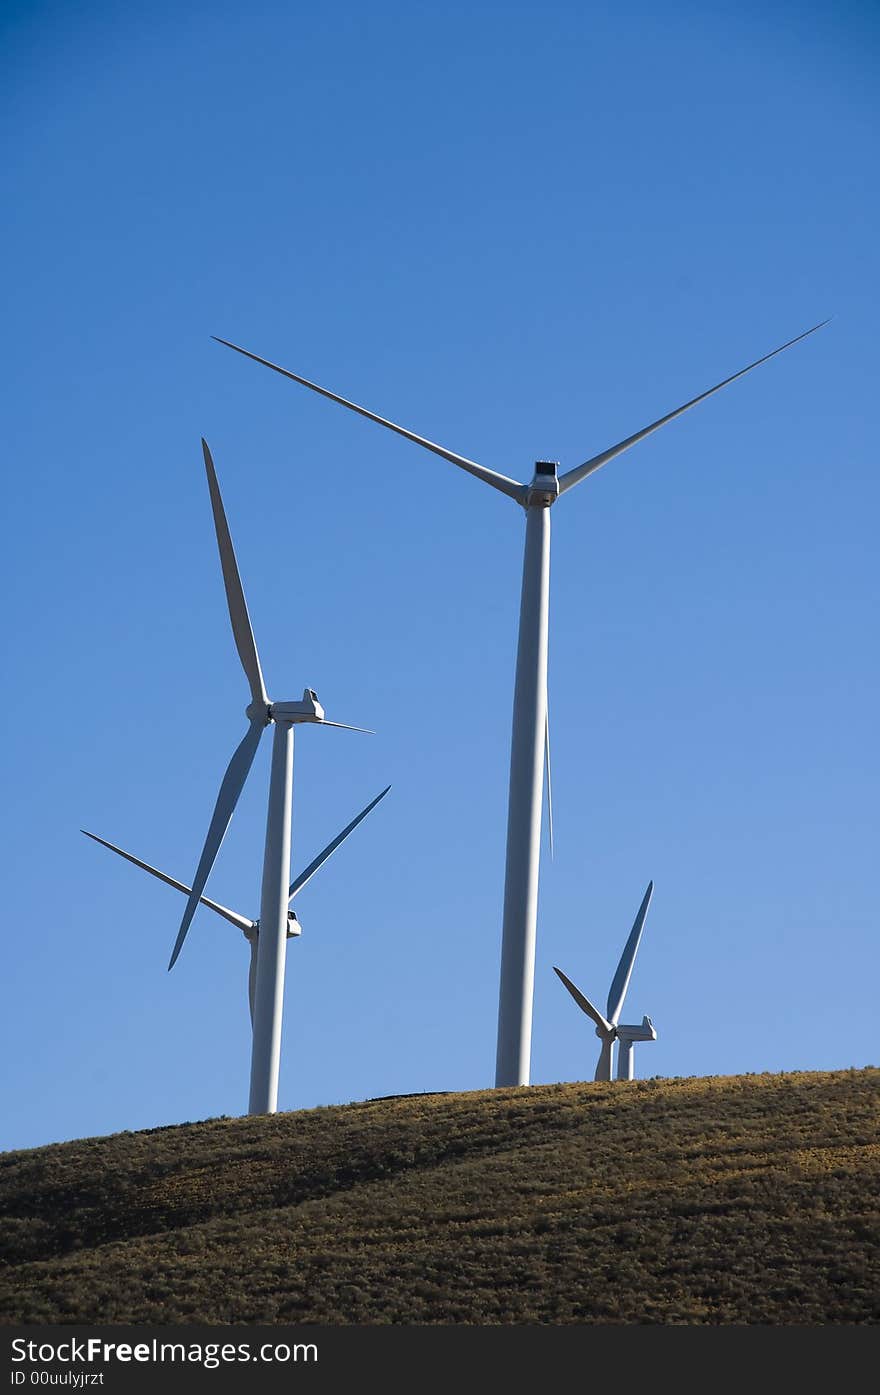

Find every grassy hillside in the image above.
[1,1070,878,1325]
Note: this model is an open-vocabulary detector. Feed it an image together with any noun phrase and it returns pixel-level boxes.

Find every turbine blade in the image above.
[606,881,654,1025]
[289,785,391,899]
[81,830,255,933]
[544,706,554,861]
[557,320,829,496]
[212,337,526,502]
[202,439,269,710]
[595,1037,614,1082]
[320,720,375,733]
[553,967,613,1034]
[168,718,265,969]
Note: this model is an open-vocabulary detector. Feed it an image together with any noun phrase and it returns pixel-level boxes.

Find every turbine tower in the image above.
[101,439,369,1115]
[82,784,390,1024]
[213,320,826,1087]
[554,881,656,1081]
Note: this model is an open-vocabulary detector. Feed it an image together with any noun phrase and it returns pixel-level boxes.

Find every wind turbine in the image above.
[213,319,827,1088]
[82,784,390,1024]
[110,438,370,1115]
[554,881,656,1081]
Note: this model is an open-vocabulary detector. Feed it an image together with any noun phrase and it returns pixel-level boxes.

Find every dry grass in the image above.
[1,1069,878,1324]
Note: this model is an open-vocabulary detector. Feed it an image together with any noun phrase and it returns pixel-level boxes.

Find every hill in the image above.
[1,1070,878,1324]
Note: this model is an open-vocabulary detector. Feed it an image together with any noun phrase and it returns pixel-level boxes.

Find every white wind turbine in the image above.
[82,784,390,1025]
[99,438,370,1115]
[213,320,826,1088]
[554,881,656,1082]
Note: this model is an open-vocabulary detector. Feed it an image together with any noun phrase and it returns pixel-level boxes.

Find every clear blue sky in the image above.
[2,1,877,1150]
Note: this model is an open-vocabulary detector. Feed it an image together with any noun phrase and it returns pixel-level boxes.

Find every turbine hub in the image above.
[246,699,272,725]
[526,460,560,508]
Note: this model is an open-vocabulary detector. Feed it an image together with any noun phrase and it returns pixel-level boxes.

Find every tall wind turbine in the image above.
[126,439,369,1114]
[213,320,826,1087]
[82,784,390,1024]
[554,881,656,1081]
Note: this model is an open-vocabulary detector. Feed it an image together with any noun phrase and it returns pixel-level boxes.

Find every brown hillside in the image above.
[1,1070,878,1324]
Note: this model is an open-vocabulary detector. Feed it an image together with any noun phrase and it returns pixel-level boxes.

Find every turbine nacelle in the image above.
[270,689,326,724]
[525,460,560,508]
[616,1016,656,1044]
[243,910,303,942]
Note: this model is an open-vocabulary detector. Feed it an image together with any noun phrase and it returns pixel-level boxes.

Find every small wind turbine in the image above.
[213,319,826,1087]
[93,438,371,1115]
[554,881,656,1081]
[82,784,390,1024]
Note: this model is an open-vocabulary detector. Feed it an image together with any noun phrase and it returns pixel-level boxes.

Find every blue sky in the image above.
[2,1,878,1150]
